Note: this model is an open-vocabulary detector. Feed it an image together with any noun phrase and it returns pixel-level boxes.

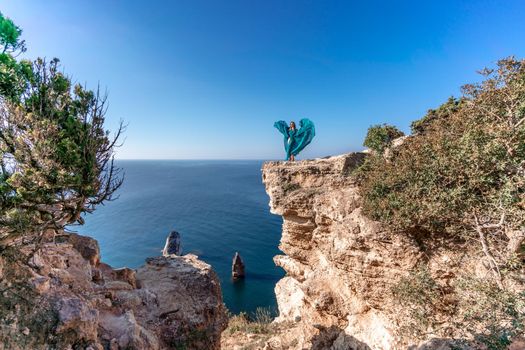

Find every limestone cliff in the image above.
[261,154,470,349]
[0,231,227,350]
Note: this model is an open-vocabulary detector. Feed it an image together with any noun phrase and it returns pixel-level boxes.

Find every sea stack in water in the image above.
[162,230,182,256]
[232,252,245,279]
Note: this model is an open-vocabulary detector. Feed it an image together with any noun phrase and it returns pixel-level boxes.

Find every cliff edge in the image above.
[260,153,520,350]
[263,153,404,349]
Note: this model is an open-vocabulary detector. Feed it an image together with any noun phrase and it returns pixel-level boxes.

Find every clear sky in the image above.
[2,1,525,159]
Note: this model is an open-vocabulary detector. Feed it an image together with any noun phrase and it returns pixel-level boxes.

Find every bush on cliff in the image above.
[0,13,123,244]
[360,57,525,262]
[410,96,464,135]
[391,269,525,350]
[363,123,404,154]
[358,57,525,347]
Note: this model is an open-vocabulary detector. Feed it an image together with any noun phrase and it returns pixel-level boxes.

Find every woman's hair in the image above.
[289,121,296,128]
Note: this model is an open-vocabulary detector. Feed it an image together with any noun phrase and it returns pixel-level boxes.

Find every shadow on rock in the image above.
[310,325,372,350]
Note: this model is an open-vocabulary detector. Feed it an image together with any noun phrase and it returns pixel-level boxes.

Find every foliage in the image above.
[359,57,525,251]
[391,268,444,339]
[0,15,123,243]
[363,123,404,154]
[356,57,525,349]
[0,12,31,101]
[0,12,26,54]
[410,96,463,135]
[454,277,525,350]
[391,270,525,350]
[361,57,525,346]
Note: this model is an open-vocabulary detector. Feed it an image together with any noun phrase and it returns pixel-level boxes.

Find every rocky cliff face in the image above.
[262,154,443,349]
[0,231,227,350]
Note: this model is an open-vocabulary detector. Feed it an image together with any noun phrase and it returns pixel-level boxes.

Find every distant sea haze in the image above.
[76,160,284,314]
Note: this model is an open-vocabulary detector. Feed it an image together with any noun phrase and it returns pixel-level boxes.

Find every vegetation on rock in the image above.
[391,269,525,350]
[363,123,404,154]
[359,57,525,348]
[410,96,464,135]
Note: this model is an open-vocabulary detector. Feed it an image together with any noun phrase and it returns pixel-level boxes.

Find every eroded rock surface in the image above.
[261,154,427,349]
[162,230,182,256]
[0,232,227,350]
[231,252,245,279]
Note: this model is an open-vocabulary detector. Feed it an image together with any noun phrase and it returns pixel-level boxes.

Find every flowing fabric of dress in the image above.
[274,118,315,160]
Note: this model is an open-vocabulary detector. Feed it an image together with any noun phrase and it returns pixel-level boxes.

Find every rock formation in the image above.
[0,231,227,350]
[162,230,182,256]
[231,252,245,279]
[260,153,491,349]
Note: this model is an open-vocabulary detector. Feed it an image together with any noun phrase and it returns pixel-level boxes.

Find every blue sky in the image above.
[3,0,525,159]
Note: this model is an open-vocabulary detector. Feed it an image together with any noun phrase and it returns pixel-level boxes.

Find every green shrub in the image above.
[454,277,525,350]
[390,268,444,339]
[360,57,525,346]
[391,270,525,349]
[363,124,404,154]
[410,96,463,135]
[359,57,525,243]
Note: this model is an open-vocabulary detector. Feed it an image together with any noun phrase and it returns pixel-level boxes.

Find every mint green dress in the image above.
[274,119,315,160]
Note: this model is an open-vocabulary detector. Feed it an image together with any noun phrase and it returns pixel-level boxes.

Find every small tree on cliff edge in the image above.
[0,13,124,245]
[363,124,405,154]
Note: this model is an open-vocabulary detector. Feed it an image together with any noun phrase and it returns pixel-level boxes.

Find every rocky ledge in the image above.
[262,154,472,349]
[0,231,227,350]
[263,153,400,349]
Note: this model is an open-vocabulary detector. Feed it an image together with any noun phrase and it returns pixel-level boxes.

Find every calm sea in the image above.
[75,160,284,315]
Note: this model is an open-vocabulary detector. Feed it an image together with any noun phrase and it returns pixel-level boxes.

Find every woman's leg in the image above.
[290,154,295,161]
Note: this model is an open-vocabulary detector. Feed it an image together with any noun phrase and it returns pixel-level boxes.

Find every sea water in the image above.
[75,160,284,315]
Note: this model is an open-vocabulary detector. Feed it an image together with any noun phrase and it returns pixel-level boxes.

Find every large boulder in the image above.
[57,232,101,266]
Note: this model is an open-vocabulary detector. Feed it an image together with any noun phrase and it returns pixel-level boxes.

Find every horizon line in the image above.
[114,158,283,161]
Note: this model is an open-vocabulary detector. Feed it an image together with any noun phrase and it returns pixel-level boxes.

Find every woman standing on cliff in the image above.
[274,119,315,161]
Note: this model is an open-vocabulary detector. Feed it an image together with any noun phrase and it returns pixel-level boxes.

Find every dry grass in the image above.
[222,307,290,350]
[225,307,275,335]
